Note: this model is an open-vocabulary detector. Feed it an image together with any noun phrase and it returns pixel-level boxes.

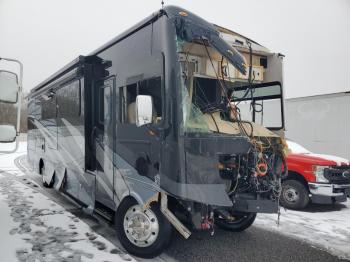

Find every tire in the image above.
[280,180,309,210]
[115,197,172,258]
[40,164,54,188]
[214,211,256,232]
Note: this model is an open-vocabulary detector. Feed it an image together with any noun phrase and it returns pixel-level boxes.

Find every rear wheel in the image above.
[214,211,256,232]
[40,163,54,188]
[280,180,309,210]
[115,197,172,258]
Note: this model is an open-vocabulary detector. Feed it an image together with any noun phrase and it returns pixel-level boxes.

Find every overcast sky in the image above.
[0,0,349,98]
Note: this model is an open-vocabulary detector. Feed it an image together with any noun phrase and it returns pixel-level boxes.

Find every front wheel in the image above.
[115,197,172,258]
[280,180,309,210]
[214,211,256,232]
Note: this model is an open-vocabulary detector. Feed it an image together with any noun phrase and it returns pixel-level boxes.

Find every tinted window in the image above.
[57,80,81,118]
[41,97,56,120]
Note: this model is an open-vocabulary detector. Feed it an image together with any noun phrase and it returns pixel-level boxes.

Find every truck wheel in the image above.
[280,180,309,210]
[39,163,49,187]
[40,164,54,188]
[115,197,172,258]
[214,211,256,232]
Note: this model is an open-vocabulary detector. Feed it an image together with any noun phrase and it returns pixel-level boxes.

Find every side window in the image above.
[41,96,56,120]
[57,80,81,118]
[119,76,162,124]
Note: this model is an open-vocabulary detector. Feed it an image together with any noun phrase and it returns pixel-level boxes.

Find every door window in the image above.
[119,76,162,125]
[98,77,115,138]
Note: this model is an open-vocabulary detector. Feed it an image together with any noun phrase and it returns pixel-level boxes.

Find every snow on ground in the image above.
[0,141,25,169]
[0,142,135,262]
[0,189,31,262]
[255,202,350,260]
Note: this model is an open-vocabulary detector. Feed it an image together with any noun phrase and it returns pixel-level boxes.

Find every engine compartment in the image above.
[218,137,286,207]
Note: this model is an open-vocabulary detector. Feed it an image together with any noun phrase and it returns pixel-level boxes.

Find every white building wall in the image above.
[285,92,350,160]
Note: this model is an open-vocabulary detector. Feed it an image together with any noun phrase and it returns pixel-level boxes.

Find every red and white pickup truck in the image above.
[280,140,350,209]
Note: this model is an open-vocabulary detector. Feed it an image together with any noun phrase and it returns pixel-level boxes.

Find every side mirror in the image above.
[135,95,153,127]
[0,70,18,143]
[0,70,19,103]
[0,57,23,151]
[0,125,16,142]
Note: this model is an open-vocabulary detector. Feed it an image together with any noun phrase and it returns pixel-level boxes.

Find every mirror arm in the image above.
[158,122,172,140]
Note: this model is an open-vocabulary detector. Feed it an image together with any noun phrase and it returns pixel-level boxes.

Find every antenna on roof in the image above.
[161,0,164,9]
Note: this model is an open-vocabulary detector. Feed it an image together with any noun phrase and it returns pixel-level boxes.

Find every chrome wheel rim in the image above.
[123,205,159,247]
[284,187,299,202]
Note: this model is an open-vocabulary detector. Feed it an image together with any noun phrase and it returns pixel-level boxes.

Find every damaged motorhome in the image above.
[27,6,287,257]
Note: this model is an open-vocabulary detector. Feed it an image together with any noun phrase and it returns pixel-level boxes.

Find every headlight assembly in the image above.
[313,165,329,183]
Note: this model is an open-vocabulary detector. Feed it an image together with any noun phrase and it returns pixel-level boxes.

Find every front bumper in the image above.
[308,183,350,204]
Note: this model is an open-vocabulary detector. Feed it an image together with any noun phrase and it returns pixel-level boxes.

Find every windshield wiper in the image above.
[173,14,246,75]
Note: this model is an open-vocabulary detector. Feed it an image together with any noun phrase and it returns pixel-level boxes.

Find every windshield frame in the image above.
[175,37,248,135]
[229,81,285,130]
[173,16,285,134]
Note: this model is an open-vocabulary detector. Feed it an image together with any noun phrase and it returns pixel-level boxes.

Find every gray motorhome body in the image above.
[28,6,287,257]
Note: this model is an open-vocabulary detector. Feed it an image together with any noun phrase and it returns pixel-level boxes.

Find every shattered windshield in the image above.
[176,34,246,134]
[176,37,242,134]
[177,38,213,133]
[176,36,284,134]
[172,12,251,135]
[172,10,284,134]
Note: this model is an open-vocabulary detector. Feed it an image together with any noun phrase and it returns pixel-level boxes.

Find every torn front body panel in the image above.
[177,134,251,206]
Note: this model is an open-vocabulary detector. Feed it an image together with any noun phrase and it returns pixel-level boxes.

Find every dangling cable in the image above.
[201,38,250,137]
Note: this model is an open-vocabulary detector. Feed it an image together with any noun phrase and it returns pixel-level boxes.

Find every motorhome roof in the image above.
[30,5,270,95]
[30,8,164,95]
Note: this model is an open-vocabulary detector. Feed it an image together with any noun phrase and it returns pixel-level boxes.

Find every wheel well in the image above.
[114,195,136,221]
[120,195,137,206]
[39,159,44,174]
[283,171,310,192]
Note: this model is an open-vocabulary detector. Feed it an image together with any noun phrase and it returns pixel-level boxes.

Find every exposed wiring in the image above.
[201,37,251,138]
[227,156,241,195]
[186,38,284,195]
[231,41,256,107]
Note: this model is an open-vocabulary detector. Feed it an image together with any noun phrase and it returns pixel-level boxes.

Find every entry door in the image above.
[95,76,116,209]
